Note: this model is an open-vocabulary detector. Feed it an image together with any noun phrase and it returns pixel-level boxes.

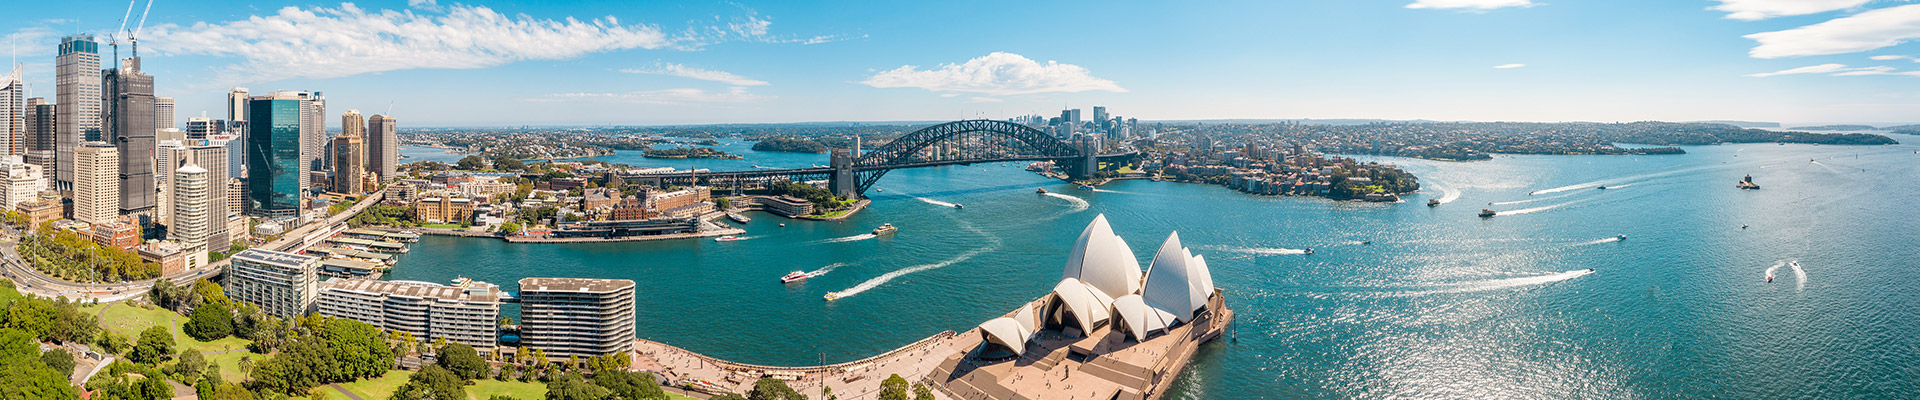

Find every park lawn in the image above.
[0,280,23,306]
[812,209,851,219]
[337,371,552,400]
[203,350,259,382]
[92,303,254,353]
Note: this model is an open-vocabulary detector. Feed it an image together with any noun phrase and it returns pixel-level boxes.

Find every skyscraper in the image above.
[340,110,364,138]
[56,34,101,192]
[1092,106,1108,130]
[186,117,225,139]
[227,88,248,177]
[154,96,174,131]
[0,156,45,210]
[367,114,397,182]
[227,88,248,123]
[106,57,158,218]
[247,95,305,218]
[159,143,229,247]
[331,135,364,194]
[1,64,22,157]
[74,143,118,224]
[170,163,212,251]
[24,98,55,176]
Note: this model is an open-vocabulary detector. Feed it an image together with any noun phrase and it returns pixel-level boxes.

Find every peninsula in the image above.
[641,146,742,159]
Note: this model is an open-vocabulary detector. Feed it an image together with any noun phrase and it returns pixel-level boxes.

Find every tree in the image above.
[488,396,519,400]
[137,375,171,400]
[436,343,488,380]
[96,329,127,354]
[40,348,76,377]
[390,365,464,400]
[913,383,934,400]
[500,222,521,235]
[172,350,208,382]
[878,374,910,400]
[710,395,749,400]
[593,371,669,400]
[544,374,610,400]
[206,384,254,400]
[184,300,234,341]
[0,330,76,400]
[745,377,806,400]
[130,326,175,365]
[493,157,526,171]
[456,155,487,171]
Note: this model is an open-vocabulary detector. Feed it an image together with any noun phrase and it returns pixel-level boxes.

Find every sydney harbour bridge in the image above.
[620,119,1140,198]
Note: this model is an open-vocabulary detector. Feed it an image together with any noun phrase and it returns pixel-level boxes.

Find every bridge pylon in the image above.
[829,148,857,198]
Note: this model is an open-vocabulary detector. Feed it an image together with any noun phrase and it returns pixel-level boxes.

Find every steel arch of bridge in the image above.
[851,119,1085,194]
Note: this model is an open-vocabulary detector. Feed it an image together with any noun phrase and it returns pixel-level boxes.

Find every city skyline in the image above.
[4,1,1920,126]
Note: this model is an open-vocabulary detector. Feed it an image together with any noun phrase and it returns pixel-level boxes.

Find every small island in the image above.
[752,137,829,153]
[641,146,742,159]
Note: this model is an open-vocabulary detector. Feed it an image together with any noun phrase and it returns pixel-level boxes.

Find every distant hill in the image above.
[1880,125,1920,134]
[1687,120,1780,128]
[1791,124,1878,131]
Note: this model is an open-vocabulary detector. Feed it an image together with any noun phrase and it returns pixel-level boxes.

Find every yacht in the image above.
[872,223,898,236]
[780,271,811,284]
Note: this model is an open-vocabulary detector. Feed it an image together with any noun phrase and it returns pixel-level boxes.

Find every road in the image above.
[2,191,386,303]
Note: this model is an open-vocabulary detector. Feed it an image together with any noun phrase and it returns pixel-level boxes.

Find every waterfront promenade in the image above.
[633,328,977,399]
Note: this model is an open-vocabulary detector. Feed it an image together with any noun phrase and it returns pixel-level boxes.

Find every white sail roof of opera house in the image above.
[1062,214,1143,299]
[1141,232,1209,322]
[1111,294,1176,340]
[1050,277,1115,332]
[978,304,1039,356]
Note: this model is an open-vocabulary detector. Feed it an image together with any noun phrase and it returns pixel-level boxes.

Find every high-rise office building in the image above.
[105,57,158,218]
[0,156,45,209]
[159,143,229,247]
[1092,106,1108,130]
[246,95,306,218]
[0,64,22,156]
[154,96,174,131]
[74,143,119,224]
[518,277,636,357]
[56,34,101,192]
[227,88,248,176]
[186,117,225,139]
[24,98,55,175]
[340,110,364,138]
[226,249,320,317]
[367,114,397,182]
[332,135,364,193]
[227,88,248,123]
[267,91,326,174]
[169,164,211,251]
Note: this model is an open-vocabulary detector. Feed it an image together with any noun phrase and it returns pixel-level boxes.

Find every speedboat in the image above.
[1479,209,1497,218]
[780,271,811,284]
[1767,275,1773,283]
[1036,188,1048,194]
[714,236,745,242]
[1360,241,1372,245]
[1617,234,1627,241]
[953,203,964,209]
[1079,184,1094,190]
[1303,248,1314,255]
[1597,185,1608,190]
[824,292,840,301]
[872,223,898,236]
[1428,199,1440,207]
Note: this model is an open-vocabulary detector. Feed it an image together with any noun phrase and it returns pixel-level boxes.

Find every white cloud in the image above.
[1709,0,1869,21]
[621,62,768,86]
[143,3,705,84]
[1405,0,1534,10]
[1870,55,1911,60]
[860,52,1125,96]
[1746,4,1920,58]
[1493,63,1527,69]
[3,27,60,58]
[533,87,767,105]
[801,34,869,45]
[408,0,444,12]
[969,97,1003,103]
[1745,63,1896,77]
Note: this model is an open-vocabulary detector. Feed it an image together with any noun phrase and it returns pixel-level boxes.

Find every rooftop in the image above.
[322,277,501,303]
[518,277,635,294]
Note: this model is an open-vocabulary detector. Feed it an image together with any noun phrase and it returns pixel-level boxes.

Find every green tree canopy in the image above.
[456,156,487,170]
[435,342,489,380]
[390,365,465,400]
[592,370,668,400]
[184,300,234,341]
[879,374,910,400]
[544,374,610,400]
[130,326,176,365]
[0,328,77,400]
[746,377,806,400]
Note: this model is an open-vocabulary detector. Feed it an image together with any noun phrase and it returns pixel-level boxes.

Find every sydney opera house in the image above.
[927,214,1233,400]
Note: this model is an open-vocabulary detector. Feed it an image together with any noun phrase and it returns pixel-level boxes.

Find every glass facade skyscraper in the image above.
[246,98,303,218]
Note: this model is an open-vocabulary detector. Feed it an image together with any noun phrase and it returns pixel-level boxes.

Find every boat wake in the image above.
[819,233,877,244]
[1500,201,1576,215]
[829,247,990,300]
[1491,191,1580,206]
[806,262,848,278]
[1576,236,1623,246]
[1791,260,1807,291]
[916,197,959,208]
[1041,193,1090,212]
[1396,269,1595,296]
[1091,188,1132,194]
[1210,245,1310,256]
[1764,260,1783,282]
[1432,183,1462,204]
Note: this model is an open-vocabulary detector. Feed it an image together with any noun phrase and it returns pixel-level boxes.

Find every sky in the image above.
[7,0,1920,127]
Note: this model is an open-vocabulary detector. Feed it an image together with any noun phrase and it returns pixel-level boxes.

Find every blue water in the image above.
[387,136,1920,398]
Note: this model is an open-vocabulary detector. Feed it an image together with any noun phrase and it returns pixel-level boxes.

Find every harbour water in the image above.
[387,135,1920,398]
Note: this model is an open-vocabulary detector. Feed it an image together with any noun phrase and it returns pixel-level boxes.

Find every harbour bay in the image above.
[388,136,1920,399]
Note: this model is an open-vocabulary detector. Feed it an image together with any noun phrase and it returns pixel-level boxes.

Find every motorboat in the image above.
[1617,234,1627,241]
[1303,248,1315,255]
[953,203,964,209]
[1360,241,1372,245]
[781,271,811,284]
[824,292,840,301]
[1479,209,1497,218]
[714,236,745,242]
[872,223,898,236]
[1428,199,1440,207]
[1738,175,1761,190]
[1036,188,1048,194]
[1597,185,1608,190]
[1079,184,1094,190]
